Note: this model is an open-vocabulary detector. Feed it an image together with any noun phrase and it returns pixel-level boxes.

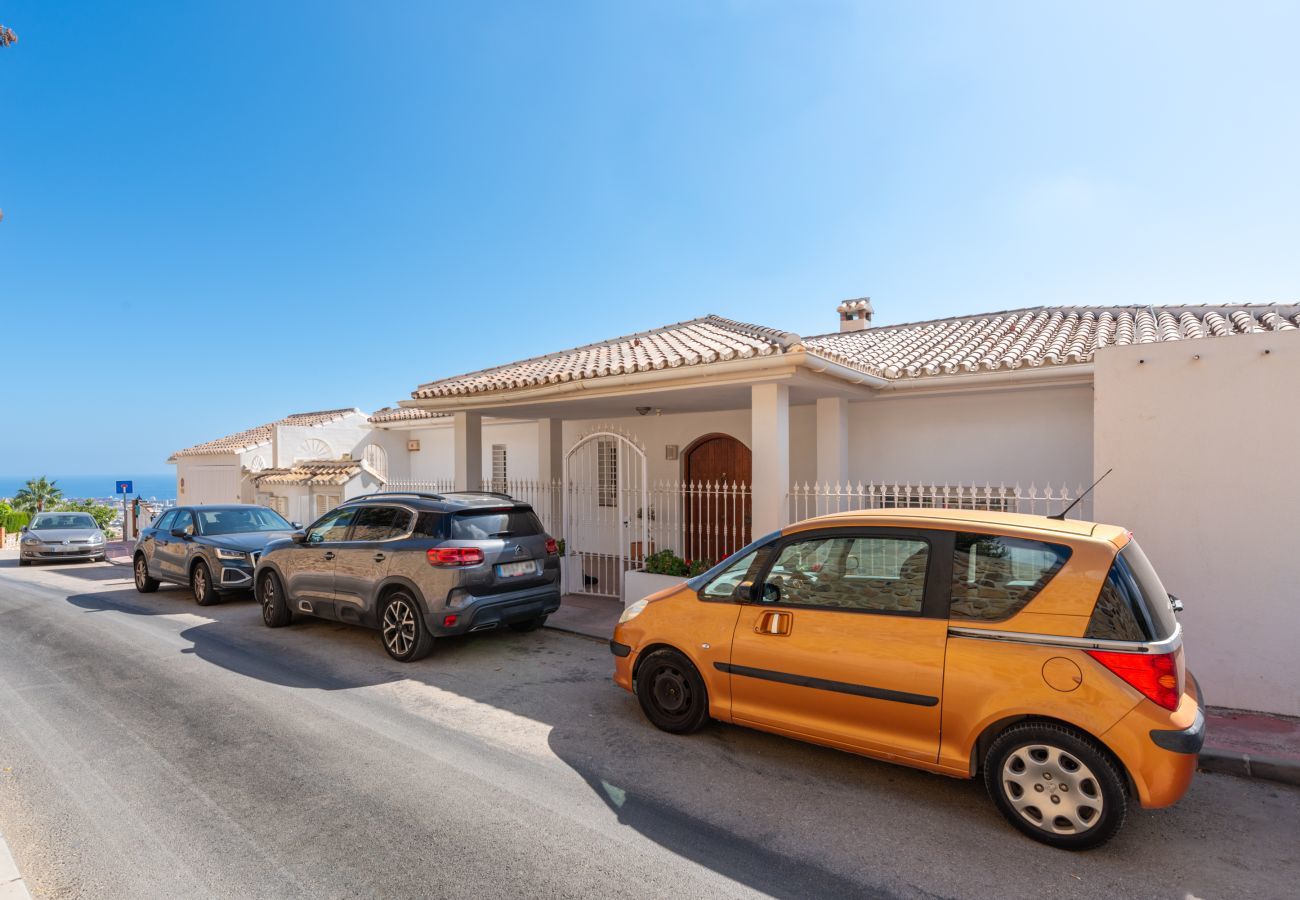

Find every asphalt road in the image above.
[0,556,1296,899]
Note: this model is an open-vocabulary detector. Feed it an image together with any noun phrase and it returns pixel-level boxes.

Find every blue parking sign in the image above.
[116,480,133,494]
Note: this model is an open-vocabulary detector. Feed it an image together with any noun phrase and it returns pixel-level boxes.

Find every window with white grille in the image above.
[597,438,618,507]
[363,443,388,480]
[267,495,288,516]
[491,444,508,492]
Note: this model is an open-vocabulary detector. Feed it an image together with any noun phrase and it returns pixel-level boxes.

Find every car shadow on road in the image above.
[60,581,1273,899]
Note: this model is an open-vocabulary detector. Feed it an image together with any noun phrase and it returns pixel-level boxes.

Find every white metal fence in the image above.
[787,481,1093,522]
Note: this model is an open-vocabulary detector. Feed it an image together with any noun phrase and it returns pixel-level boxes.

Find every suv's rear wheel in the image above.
[635,648,710,734]
[984,722,1127,850]
[191,561,218,606]
[508,615,548,633]
[380,590,433,662]
[258,570,292,628]
[134,554,159,593]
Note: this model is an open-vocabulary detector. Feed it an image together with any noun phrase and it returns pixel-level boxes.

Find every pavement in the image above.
[0,831,32,900]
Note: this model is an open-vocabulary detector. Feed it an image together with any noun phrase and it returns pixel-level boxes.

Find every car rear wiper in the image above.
[490,531,514,538]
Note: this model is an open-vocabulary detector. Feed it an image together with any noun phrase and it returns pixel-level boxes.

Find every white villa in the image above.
[170,298,1300,716]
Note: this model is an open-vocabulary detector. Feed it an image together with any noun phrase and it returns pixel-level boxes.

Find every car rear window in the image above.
[1086,541,1179,642]
[450,507,544,540]
[950,533,1072,621]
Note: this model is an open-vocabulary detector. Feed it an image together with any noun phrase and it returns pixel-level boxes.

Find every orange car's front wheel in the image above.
[635,649,710,735]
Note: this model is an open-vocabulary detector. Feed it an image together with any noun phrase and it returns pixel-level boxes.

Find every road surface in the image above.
[0,555,1295,899]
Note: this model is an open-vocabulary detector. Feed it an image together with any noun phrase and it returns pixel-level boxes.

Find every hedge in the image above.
[2,510,31,533]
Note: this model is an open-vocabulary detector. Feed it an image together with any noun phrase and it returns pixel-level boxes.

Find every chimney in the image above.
[837,297,873,332]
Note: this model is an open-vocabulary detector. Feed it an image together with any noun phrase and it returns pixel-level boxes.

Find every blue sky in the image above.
[2,1,1298,475]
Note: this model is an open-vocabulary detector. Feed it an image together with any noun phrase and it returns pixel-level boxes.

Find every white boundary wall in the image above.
[1093,329,1300,716]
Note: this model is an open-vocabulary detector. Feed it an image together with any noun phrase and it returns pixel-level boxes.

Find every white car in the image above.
[19,512,107,565]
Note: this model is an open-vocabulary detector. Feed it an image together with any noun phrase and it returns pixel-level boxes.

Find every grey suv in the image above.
[254,492,562,662]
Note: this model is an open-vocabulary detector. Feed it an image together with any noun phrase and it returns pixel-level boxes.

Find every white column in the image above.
[453,411,483,491]
[751,383,790,535]
[537,417,563,532]
[815,397,849,487]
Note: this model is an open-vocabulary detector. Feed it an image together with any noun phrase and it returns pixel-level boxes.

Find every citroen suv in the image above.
[255,492,562,661]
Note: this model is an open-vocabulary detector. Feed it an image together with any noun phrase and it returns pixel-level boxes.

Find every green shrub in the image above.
[644,549,688,576]
[686,558,713,577]
[2,510,30,533]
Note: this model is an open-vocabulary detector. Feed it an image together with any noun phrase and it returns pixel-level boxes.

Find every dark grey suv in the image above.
[254,492,562,662]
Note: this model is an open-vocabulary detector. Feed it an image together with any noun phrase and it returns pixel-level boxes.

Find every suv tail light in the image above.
[1086,649,1182,711]
[545,538,558,555]
[427,547,485,567]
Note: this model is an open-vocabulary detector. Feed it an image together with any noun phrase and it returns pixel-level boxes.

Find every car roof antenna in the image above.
[1049,468,1113,521]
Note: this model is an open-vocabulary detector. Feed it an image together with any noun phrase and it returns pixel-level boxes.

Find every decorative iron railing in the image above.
[787,481,1093,522]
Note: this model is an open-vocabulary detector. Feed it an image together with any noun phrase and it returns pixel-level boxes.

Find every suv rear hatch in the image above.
[440,506,556,596]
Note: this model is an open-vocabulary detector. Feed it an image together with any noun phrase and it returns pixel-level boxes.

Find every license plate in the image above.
[496,560,538,578]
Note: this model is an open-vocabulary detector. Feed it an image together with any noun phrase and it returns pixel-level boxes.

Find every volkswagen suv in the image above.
[255,492,562,661]
[610,508,1201,850]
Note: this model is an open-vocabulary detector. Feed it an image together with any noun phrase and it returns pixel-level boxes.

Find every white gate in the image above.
[563,428,648,599]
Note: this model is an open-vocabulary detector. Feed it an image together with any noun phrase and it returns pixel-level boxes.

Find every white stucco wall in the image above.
[1093,329,1300,716]
[272,412,371,467]
[174,456,243,505]
[847,384,1094,489]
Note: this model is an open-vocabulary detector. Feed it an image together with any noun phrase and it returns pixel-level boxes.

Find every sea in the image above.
[0,474,177,504]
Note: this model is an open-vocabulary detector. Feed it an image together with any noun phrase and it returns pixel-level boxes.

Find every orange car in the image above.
[610,509,1202,850]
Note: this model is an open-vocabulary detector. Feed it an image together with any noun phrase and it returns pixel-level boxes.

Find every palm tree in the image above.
[14,477,63,513]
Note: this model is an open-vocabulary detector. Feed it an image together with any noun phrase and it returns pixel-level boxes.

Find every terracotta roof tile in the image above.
[252,459,364,486]
[411,315,799,399]
[368,407,450,424]
[803,304,1300,379]
[170,408,360,459]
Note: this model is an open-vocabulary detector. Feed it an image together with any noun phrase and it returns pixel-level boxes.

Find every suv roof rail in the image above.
[439,490,516,501]
[345,491,446,503]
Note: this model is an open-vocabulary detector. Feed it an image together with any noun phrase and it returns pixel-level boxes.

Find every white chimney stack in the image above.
[837,297,873,332]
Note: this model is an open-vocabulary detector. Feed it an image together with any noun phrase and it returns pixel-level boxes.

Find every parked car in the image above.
[255,492,562,662]
[134,505,299,605]
[19,512,107,564]
[610,508,1200,850]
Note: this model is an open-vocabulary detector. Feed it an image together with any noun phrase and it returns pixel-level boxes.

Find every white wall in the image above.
[272,412,371,467]
[1093,329,1300,716]
[848,384,1094,489]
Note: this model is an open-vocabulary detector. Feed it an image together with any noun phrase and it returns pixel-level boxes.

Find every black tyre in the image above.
[635,648,710,734]
[984,721,1128,851]
[508,615,548,633]
[258,570,292,628]
[380,590,433,662]
[191,561,218,606]
[19,559,30,567]
[134,554,160,593]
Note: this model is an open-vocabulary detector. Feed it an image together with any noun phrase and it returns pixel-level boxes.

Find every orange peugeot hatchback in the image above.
[610,509,1202,850]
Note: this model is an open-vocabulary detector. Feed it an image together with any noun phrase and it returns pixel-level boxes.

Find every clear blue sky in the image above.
[2,1,1298,475]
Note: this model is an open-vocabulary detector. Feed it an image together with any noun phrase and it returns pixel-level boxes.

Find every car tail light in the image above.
[545,538,558,555]
[1086,649,1182,711]
[427,547,485,567]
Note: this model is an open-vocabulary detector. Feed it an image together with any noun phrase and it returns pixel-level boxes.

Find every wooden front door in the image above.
[683,433,752,565]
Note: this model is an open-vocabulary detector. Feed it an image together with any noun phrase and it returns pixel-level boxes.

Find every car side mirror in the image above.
[291,522,302,530]
[735,580,765,603]
[291,530,308,544]
[19,526,27,534]
[170,528,188,539]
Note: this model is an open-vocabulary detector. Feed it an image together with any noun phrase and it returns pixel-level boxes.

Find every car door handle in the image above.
[373,553,386,562]
[754,611,792,635]
[323,552,336,561]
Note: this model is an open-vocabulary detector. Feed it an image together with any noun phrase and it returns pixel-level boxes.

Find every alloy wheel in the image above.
[382,598,417,657]
[261,577,277,625]
[1001,744,1104,835]
[135,558,146,590]
[194,567,207,600]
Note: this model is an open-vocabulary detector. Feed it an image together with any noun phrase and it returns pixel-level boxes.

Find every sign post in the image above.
[116,481,133,542]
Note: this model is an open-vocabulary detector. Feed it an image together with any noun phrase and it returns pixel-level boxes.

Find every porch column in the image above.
[815,397,849,487]
[751,383,790,535]
[536,417,563,533]
[453,411,483,492]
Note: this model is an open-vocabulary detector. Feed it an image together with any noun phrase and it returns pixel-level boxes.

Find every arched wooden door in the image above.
[683,433,752,565]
